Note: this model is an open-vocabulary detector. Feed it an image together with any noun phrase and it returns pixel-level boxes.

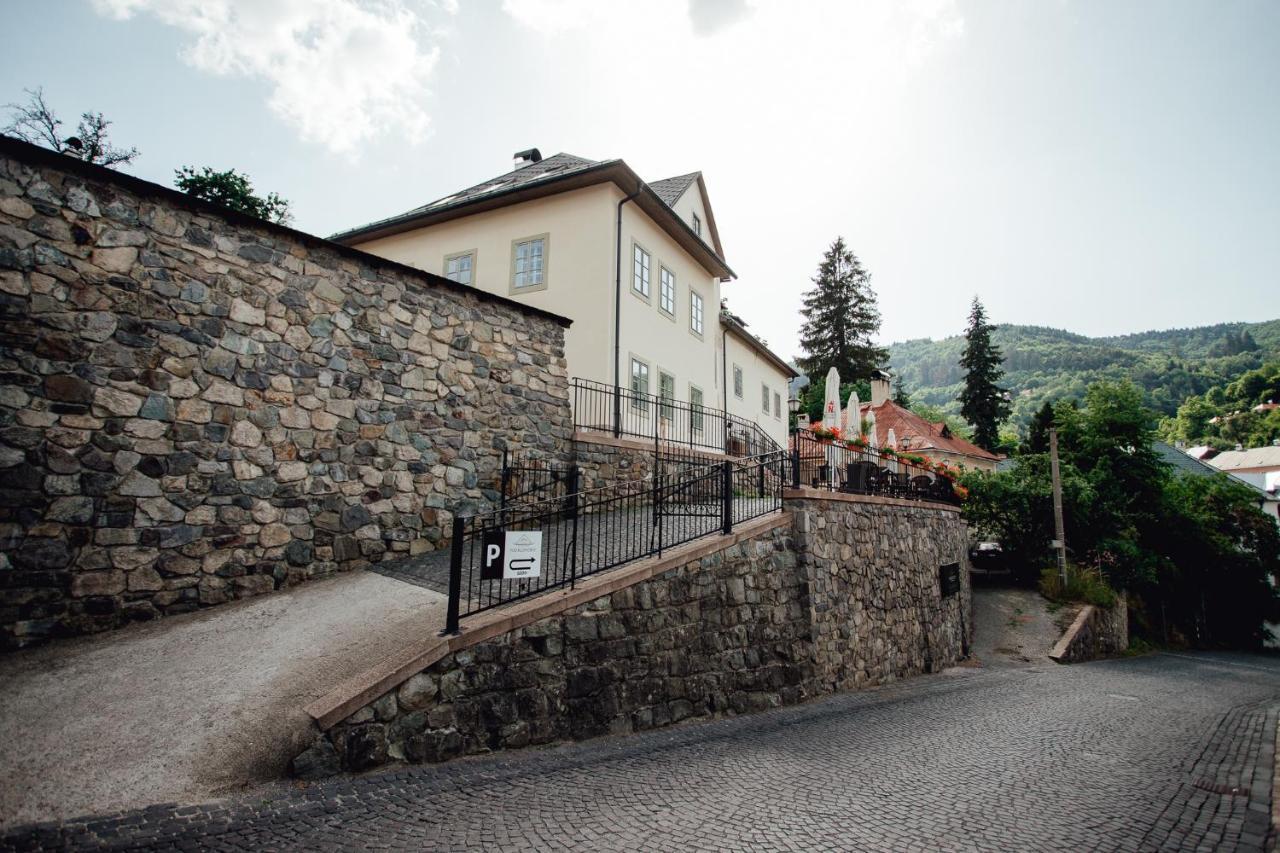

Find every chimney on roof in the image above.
[513,148,542,169]
[870,369,892,407]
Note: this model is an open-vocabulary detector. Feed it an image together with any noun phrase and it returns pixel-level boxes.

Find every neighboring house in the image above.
[856,372,1003,472]
[1207,444,1280,498]
[331,148,793,450]
[1158,441,1279,523]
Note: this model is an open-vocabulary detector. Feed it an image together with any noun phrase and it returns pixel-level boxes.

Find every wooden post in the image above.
[1049,428,1068,586]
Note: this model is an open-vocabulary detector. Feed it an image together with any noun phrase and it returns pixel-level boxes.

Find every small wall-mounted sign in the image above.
[939,562,961,597]
[480,528,544,581]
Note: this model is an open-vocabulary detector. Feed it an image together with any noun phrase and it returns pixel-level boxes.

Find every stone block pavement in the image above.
[3,650,1278,851]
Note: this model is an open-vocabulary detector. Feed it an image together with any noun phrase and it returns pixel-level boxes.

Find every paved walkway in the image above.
[971,584,1073,668]
[0,571,446,828]
[4,651,1278,851]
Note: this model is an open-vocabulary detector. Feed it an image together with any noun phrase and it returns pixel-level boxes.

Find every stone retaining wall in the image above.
[788,491,972,688]
[296,491,971,775]
[0,138,572,648]
[1049,594,1129,664]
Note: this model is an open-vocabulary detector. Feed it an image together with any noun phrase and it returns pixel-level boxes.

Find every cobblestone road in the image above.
[4,651,1278,852]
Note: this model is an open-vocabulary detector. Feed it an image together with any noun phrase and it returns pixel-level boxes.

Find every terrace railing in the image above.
[571,377,781,458]
[790,429,961,505]
[443,447,788,633]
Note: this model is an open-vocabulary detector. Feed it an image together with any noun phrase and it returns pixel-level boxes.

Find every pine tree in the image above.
[959,296,1010,451]
[796,237,887,383]
[1024,400,1055,454]
[892,375,911,407]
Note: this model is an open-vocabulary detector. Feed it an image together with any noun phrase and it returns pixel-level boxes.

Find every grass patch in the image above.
[1040,563,1117,609]
[1123,637,1158,657]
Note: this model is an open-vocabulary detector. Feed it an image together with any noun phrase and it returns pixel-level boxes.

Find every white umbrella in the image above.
[822,367,840,431]
[865,409,878,449]
[846,390,861,439]
[886,427,899,473]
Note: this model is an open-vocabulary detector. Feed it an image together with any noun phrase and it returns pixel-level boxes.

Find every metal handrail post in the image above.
[443,516,464,635]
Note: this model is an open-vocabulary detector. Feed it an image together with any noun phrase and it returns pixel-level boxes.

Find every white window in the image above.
[659,371,675,421]
[630,357,649,411]
[632,243,650,298]
[444,251,474,285]
[512,236,546,290]
[733,365,743,399]
[762,383,770,413]
[690,385,704,432]
[692,212,702,237]
[659,267,675,316]
[690,290,704,336]
[774,391,781,419]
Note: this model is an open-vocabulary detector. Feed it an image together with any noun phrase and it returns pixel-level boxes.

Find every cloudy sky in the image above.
[4,0,1277,357]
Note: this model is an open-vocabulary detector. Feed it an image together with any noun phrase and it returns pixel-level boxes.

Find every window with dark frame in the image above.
[630,358,649,411]
[659,267,675,315]
[659,371,675,421]
[690,385,704,432]
[632,244,650,298]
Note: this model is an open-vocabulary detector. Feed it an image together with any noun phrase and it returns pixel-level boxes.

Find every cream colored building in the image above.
[333,148,796,452]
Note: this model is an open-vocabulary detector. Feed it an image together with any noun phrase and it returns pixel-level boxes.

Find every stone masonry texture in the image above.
[1053,593,1130,663]
[0,140,572,648]
[299,495,971,775]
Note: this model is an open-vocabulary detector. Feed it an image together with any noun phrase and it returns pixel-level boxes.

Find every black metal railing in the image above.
[789,430,961,505]
[443,447,787,633]
[571,377,782,458]
[499,449,574,509]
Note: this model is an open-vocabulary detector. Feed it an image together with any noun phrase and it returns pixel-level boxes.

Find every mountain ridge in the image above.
[887,318,1280,429]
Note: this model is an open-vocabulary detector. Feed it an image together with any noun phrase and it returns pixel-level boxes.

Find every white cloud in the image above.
[91,0,454,156]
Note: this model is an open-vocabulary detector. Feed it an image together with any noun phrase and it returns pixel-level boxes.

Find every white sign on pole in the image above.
[503,531,542,579]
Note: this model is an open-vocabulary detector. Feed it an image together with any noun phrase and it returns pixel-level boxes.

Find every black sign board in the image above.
[480,528,505,581]
[939,562,961,597]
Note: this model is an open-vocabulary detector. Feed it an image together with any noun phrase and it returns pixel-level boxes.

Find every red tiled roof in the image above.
[860,400,1002,463]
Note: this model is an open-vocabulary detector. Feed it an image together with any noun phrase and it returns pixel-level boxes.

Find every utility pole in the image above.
[1049,427,1068,585]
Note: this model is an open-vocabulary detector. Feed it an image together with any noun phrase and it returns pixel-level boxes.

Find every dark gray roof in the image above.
[1153,441,1273,499]
[330,153,607,241]
[647,172,699,207]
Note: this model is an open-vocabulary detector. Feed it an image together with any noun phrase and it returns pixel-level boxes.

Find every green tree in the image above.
[958,296,1010,451]
[962,377,1280,647]
[174,166,293,225]
[796,237,887,384]
[892,375,911,407]
[1023,400,1055,455]
[3,87,138,167]
[799,379,870,425]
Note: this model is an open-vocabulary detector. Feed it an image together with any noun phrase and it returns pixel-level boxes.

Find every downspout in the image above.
[613,183,642,437]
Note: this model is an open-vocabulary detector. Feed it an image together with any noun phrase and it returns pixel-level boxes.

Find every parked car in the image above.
[968,541,1008,577]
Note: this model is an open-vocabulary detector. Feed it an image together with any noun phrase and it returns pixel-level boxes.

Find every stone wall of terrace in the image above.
[295,491,972,775]
[0,138,572,648]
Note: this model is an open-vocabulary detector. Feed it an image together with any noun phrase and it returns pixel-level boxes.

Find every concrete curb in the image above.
[1048,605,1095,664]
[304,512,792,730]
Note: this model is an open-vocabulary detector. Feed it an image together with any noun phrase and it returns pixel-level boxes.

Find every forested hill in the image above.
[888,319,1280,427]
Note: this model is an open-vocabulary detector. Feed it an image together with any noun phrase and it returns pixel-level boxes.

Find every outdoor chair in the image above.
[845,461,879,494]
[910,475,933,499]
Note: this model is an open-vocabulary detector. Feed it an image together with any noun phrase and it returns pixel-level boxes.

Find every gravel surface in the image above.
[0,571,446,829]
[5,651,1278,851]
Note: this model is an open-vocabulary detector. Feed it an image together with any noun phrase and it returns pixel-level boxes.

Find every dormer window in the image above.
[692,212,702,237]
